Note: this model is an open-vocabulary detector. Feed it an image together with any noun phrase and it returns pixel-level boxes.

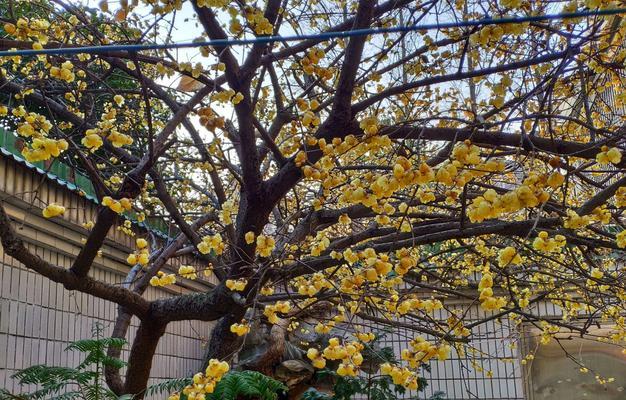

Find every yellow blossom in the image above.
[42,203,65,218]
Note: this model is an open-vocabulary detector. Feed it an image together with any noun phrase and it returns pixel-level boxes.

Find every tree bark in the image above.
[105,307,133,395]
[203,308,246,366]
[123,319,168,399]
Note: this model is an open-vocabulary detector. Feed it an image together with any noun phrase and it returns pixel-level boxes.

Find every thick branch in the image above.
[0,203,150,317]
[380,125,620,164]
[281,218,559,279]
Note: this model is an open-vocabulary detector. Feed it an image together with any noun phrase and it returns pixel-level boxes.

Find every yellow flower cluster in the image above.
[468,176,550,223]
[211,89,243,105]
[198,107,225,132]
[197,233,225,255]
[354,332,376,343]
[256,234,275,257]
[539,321,560,345]
[296,98,319,112]
[309,233,330,257]
[170,359,229,400]
[340,162,435,210]
[447,314,471,337]
[338,214,351,224]
[359,116,379,135]
[391,162,429,198]
[195,0,229,7]
[306,348,327,369]
[260,285,275,295]
[616,230,626,248]
[394,249,417,275]
[296,272,331,297]
[113,95,125,107]
[316,338,364,377]
[452,140,481,165]
[82,129,104,151]
[225,278,247,291]
[472,22,527,46]
[245,7,273,35]
[263,301,291,324]
[117,219,134,236]
[178,265,197,280]
[127,238,150,266]
[244,231,255,244]
[102,196,132,214]
[50,61,75,83]
[497,246,522,267]
[615,187,626,208]
[401,336,451,368]
[478,271,506,311]
[564,210,590,229]
[518,288,531,308]
[395,297,443,315]
[229,14,243,35]
[230,320,250,336]
[360,248,393,283]
[314,321,335,334]
[149,271,177,287]
[42,203,65,219]
[15,109,52,137]
[546,171,565,188]
[501,0,522,8]
[13,107,68,162]
[4,18,50,43]
[596,146,622,165]
[220,200,237,225]
[590,205,611,224]
[301,110,320,128]
[22,137,68,162]
[589,267,604,281]
[380,362,421,390]
[299,48,328,76]
[80,107,133,150]
[532,231,566,252]
[108,131,133,148]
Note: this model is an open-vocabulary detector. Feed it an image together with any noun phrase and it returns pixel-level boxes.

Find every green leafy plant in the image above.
[148,370,287,400]
[206,370,286,400]
[1,321,285,400]
[140,378,192,399]
[0,323,131,400]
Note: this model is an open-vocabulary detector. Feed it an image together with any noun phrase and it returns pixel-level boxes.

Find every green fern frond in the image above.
[0,388,28,400]
[207,370,287,400]
[16,383,68,400]
[244,370,287,400]
[211,373,242,400]
[66,337,126,353]
[6,324,129,400]
[47,391,85,400]
[82,382,119,400]
[142,378,192,397]
[12,365,94,387]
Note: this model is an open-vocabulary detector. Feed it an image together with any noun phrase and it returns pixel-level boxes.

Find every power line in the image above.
[1,7,625,57]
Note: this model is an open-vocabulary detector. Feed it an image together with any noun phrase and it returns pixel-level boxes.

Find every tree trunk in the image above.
[203,308,246,366]
[105,307,133,395]
[123,319,168,399]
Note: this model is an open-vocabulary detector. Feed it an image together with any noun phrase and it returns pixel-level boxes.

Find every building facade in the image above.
[0,129,214,396]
